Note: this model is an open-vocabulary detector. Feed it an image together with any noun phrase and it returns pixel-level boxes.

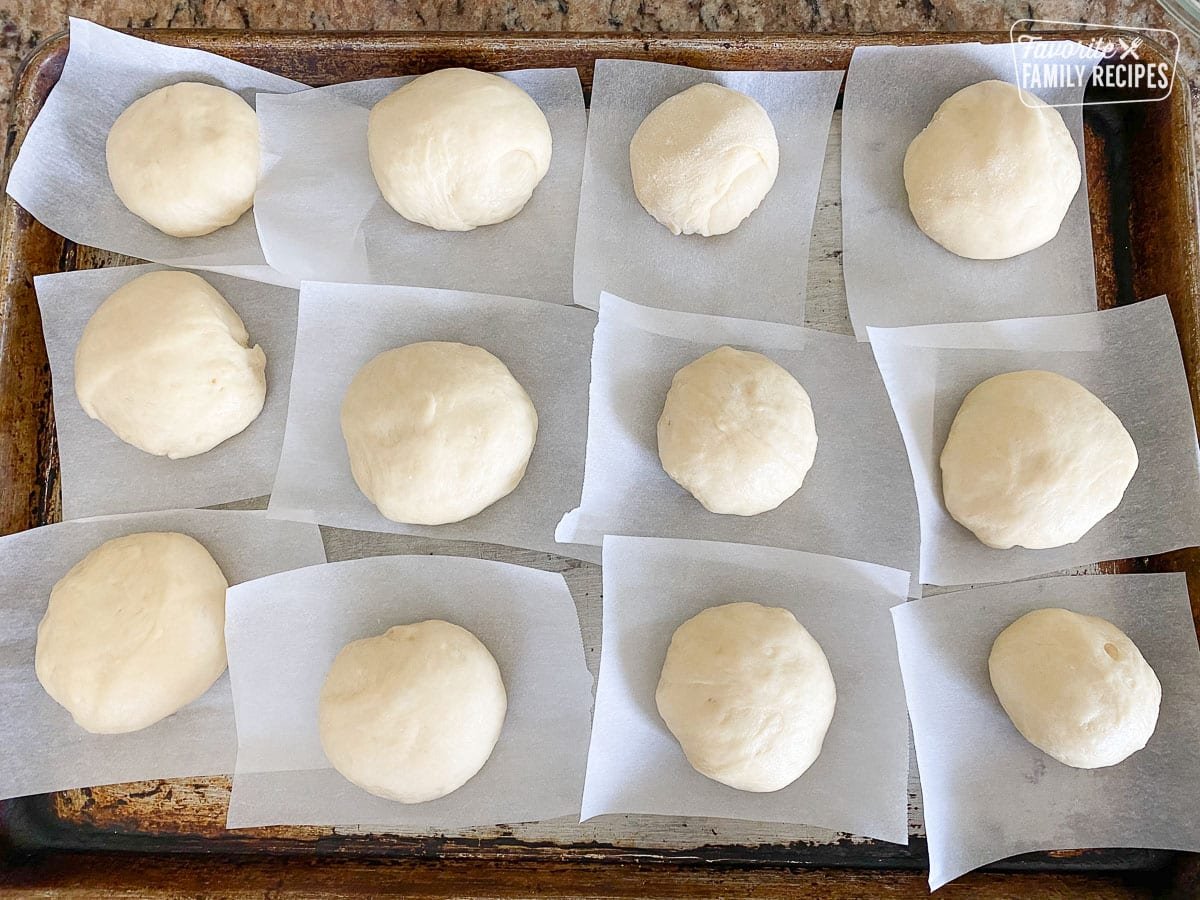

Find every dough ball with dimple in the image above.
[106,82,260,238]
[367,68,553,231]
[657,346,817,516]
[989,608,1161,769]
[318,620,507,803]
[630,83,779,237]
[35,532,229,734]
[903,80,1081,260]
[940,370,1138,550]
[656,602,836,792]
[74,270,267,459]
[340,342,538,526]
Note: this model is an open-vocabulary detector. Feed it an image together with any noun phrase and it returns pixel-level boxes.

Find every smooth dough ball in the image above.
[940,370,1138,550]
[106,82,260,238]
[657,346,817,516]
[903,80,1081,259]
[989,608,1161,768]
[341,342,538,526]
[319,620,507,802]
[656,602,836,792]
[367,68,553,231]
[35,532,229,734]
[630,83,779,237]
[74,270,267,459]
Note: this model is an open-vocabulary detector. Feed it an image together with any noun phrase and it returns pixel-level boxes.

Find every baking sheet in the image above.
[555,292,920,584]
[224,554,593,828]
[6,18,305,287]
[253,69,586,304]
[0,509,326,801]
[572,60,842,325]
[841,41,1101,340]
[892,573,1200,890]
[267,281,598,563]
[868,296,1200,587]
[36,264,298,520]
[584,535,910,843]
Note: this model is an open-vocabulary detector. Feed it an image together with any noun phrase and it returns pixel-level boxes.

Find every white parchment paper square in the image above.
[225,554,593,828]
[584,535,910,843]
[253,69,585,304]
[842,42,1100,339]
[892,573,1200,890]
[267,282,598,562]
[869,296,1200,586]
[572,60,842,324]
[37,264,299,519]
[0,509,326,800]
[6,19,305,286]
[556,292,919,583]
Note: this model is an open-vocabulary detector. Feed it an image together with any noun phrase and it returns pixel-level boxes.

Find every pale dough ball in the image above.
[903,80,1081,259]
[989,608,1161,769]
[657,346,817,516]
[367,68,553,231]
[940,370,1138,550]
[656,602,836,792]
[341,342,538,526]
[318,620,507,803]
[74,270,267,459]
[630,83,779,237]
[35,532,229,734]
[106,82,260,238]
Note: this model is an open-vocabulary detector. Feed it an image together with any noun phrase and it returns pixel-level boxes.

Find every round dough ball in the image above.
[340,341,538,526]
[656,602,836,792]
[74,270,267,459]
[367,68,553,231]
[318,620,507,803]
[903,80,1081,259]
[630,83,779,237]
[940,370,1138,550]
[657,346,817,516]
[989,608,1161,768]
[106,82,260,238]
[35,532,229,734]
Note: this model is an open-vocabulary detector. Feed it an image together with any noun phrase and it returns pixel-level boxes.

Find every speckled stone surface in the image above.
[1,1,1198,136]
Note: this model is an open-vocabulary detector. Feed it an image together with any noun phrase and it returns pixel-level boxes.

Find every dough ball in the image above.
[630,83,779,237]
[367,68,553,231]
[74,270,267,459]
[657,346,817,516]
[903,80,1081,259]
[35,532,229,734]
[656,602,836,792]
[106,82,260,238]
[340,341,538,526]
[940,370,1138,550]
[318,620,507,803]
[989,608,1161,768]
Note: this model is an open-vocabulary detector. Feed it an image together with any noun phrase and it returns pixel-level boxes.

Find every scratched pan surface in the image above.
[1,30,1198,898]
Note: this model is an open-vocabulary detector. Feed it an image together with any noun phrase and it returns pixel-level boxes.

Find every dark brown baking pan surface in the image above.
[1,29,1199,898]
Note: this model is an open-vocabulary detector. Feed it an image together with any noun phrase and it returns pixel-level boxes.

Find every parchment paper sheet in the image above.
[267,282,599,563]
[6,19,305,286]
[253,69,586,304]
[225,554,593,828]
[37,264,299,520]
[892,573,1200,890]
[868,296,1200,586]
[0,510,326,800]
[583,535,910,843]
[555,292,919,584]
[572,60,842,324]
[842,42,1101,339]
